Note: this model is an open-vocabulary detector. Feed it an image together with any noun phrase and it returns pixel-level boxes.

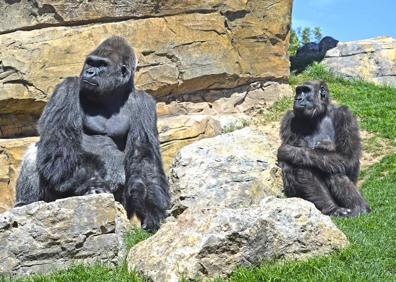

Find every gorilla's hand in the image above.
[314,140,336,152]
[277,144,298,162]
[278,144,346,175]
[55,153,111,195]
[141,212,161,232]
[125,180,166,232]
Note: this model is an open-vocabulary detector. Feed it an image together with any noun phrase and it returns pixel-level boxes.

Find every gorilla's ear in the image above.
[132,54,138,72]
[121,65,130,77]
[320,85,328,99]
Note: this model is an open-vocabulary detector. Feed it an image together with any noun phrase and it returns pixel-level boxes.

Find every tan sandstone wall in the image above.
[0,0,293,212]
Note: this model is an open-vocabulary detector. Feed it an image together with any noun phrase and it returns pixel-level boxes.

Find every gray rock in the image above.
[128,197,349,281]
[322,36,396,87]
[169,127,283,216]
[0,194,129,277]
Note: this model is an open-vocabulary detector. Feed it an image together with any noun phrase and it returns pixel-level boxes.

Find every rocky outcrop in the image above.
[169,128,283,216]
[157,81,293,117]
[0,1,292,35]
[322,37,396,87]
[0,194,129,277]
[128,197,349,281]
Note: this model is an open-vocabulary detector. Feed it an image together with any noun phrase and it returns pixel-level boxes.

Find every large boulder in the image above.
[322,36,396,87]
[128,197,349,281]
[169,127,283,216]
[0,194,129,277]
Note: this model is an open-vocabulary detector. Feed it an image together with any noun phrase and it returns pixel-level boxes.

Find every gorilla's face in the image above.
[293,80,329,118]
[80,37,137,98]
[80,55,130,95]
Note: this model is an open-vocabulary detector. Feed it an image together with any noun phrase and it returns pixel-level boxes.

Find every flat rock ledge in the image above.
[0,194,129,277]
[128,197,349,281]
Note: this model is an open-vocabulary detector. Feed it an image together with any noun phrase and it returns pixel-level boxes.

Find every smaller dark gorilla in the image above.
[277,80,370,217]
[15,36,170,231]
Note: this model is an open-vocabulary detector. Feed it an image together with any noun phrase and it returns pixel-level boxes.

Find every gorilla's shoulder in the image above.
[53,77,80,93]
[135,89,154,99]
[281,110,295,124]
[333,105,354,118]
[332,105,357,126]
[133,90,156,105]
[57,76,79,86]
[280,110,295,140]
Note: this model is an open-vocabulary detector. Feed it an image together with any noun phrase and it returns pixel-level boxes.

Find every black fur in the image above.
[15,36,170,231]
[277,80,370,217]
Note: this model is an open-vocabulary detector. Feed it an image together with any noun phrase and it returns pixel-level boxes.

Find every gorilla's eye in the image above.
[86,57,109,68]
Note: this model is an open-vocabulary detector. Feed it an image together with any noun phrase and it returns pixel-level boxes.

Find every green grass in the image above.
[124,228,152,251]
[5,64,396,282]
[8,265,144,282]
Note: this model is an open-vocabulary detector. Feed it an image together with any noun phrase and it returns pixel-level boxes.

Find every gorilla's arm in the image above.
[36,78,105,196]
[124,91,170,231]
[278,107,360,175]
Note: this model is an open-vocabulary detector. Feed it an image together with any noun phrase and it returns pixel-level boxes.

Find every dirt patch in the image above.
[360,130,396,169]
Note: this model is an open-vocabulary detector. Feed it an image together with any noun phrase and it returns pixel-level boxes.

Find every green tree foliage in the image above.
[301,27,312,45]
[288,29,300,56]
[314,27,323,43]
[288,26,323,56]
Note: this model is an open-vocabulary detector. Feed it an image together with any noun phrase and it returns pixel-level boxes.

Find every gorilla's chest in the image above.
[83,111,130,138]
[303,116,336,148]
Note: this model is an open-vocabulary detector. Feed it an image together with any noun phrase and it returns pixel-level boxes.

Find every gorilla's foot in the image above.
[141,212,163,233]
[84,177,112,195]
[141,218,160,233]
[349,204,371,217]
[330,207,352,217]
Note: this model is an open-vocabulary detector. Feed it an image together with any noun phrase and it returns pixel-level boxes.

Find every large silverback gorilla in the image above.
[277,80,370,217]
[15,36,170,231]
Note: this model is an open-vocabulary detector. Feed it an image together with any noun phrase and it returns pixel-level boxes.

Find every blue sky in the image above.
[292,0,396,42]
